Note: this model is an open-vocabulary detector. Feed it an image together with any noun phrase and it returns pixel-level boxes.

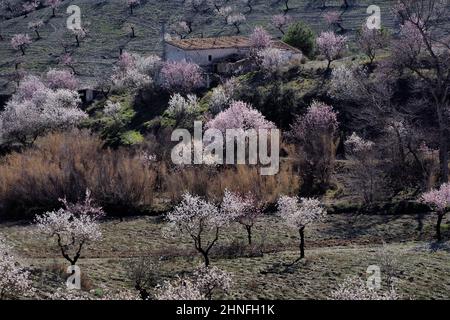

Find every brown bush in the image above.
[161,161,300,206]
[0,130,156,219]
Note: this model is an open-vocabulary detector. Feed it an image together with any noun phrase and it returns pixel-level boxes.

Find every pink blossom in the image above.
[277,195,326,260]
[59,53,73,66]
[206,100,275,133]
[35,190,104,265]
[249,26,272,50]
[331,276,399,300]
[290,100,339,141]
[257,47,288,72]
[16,75,47,101]
[160,60,203,93]
[11,34,32,55]
[22,0,39,14]
[345,132,374,155]
[166,193,230,266]
[421,183,450,212]
[155,277,204,300]
[221,189,263,244]
[192,265,232,300]
[112,51,159,89]
[323,11,341,25]
[316,31,347,69]
[392,21,423,66]
[277,196,326,229]
[227,13,246,33]
[46,69,78,90]
[0,237,34,300]
[45,0,61,9]
[272,14,292,34]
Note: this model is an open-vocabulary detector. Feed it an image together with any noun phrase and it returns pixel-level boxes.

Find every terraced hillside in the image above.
[0,0,397,95]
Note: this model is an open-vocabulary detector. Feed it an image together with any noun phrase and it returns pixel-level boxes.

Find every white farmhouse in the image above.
[165,36,302,71]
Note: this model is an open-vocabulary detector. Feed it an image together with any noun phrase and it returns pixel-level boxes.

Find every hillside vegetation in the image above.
[0,0,397,94]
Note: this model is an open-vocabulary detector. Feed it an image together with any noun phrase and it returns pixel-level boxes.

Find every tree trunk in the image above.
[52,8,55,17]
[201,250,210,267]
[35,30,41,39]
[20,46,25,55]
[326,60,332,73]
[439,126,448,183]
[436,213,443,242]
[245,225,252,245]
[299,226,305,259]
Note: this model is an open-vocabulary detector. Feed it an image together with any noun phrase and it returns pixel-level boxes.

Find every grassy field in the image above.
[0,0,398,94]
[1,212,449,299]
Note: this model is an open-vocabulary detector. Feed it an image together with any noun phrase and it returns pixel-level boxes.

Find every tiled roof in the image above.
[166,36,302,54]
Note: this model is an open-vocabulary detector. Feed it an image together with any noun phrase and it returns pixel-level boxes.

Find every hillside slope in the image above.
[0,0,397,95]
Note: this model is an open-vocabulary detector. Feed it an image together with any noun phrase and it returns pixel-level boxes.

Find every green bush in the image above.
[282,22,316,58]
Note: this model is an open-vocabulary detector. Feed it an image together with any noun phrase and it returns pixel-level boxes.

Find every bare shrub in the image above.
[0,130,156,219]
[162,162,300,206]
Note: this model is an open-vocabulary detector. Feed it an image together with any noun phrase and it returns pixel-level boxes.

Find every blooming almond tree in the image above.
[160,60,203,94]
[72,28,87,47]
[257,47,287,73]
[227,13,246,34]
[45,0,61,17]
[0,75,86,146]
[421,183,450,241]
[192,265,232,300]
[22,0,39,16]
[206,100,275,133]
[155,277,204,300]
[221,189,263,245]
[316,31,347,71]
[171,21,192,39]
[28,20,44,39]
[277,196,326,262]
[390,0,450,184]
[11,34,32,55]
[208,77,240,114]
[46,69,78,90]
[35,190,104,266]
[272,14,292,35]
[323,11,344,33]
[290,100,339,192]
[249,26,272,52]
[59,53,77,75]
[47,287,140,300]
[166,193,228,267]
[0,237,34,300]
[165,93,200,123]
[112,51,161,90]
[215,6,232,24]
[345,132,380,205]
[331,276,399,300]
[356,25,388,65]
